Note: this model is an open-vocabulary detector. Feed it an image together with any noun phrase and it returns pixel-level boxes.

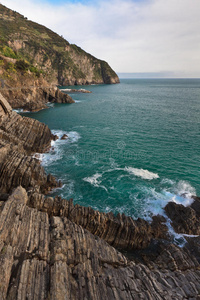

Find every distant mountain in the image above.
[0,3,119,86]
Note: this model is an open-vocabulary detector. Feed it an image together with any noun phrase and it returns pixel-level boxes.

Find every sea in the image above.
[22,78,200,226]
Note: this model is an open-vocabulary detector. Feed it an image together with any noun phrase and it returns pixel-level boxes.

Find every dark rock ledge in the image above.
[1,86,75,112]
[1,93,200,299]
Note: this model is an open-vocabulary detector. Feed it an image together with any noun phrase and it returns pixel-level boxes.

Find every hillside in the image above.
[0,3,119,86]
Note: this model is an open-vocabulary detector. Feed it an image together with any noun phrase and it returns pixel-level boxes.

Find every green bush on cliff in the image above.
[5,61,16,73]
[29,65,44,77]
[1,46,17,59]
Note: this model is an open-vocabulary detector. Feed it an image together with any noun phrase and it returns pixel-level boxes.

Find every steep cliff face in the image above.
[0,4,119,87]
[1,94,200,299]
[0,93,59,193]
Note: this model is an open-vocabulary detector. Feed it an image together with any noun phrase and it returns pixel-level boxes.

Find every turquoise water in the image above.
[24,79,200,220]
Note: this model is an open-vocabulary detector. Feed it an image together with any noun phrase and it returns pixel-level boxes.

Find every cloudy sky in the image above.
[2,0,200,77]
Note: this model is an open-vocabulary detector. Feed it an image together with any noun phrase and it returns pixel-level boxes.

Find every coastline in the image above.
[1,92,200,298]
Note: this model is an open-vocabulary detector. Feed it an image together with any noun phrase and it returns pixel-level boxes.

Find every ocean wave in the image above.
[125,167,159,180]
[83,173,102,187]
[83,173,108,192]
[13,108,32,114]
[13,108,24,113]
[165,216,186,247]
[46,102,55,108]
[51,130,80,143]
[138,180,196,219]
[34,130,81,167]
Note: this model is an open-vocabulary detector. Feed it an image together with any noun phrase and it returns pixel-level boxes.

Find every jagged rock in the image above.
[165,201,200,235]
[0,94,58,193]
[52,134,59,141]
[191,196,200,217]
[1,86,74,112]
[61,134,68,140]
[0,188,200,299]
[28,191,169,250]
[0,193,9,201]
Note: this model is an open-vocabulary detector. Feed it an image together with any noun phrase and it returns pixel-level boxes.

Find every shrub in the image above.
[29,65,43,77]
[15,59,29,70]
[5,62,16,73]
[1,46,17,59]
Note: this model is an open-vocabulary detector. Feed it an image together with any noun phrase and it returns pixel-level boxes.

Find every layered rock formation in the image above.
[0,57,74,111]
[0,93,58,194]
[0,3,119,90]
[1,83,75,112]
[0,3,119,111]
[1,94,200,299]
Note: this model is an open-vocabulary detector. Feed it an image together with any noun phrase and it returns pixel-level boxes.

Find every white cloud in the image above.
[2,0,200,77]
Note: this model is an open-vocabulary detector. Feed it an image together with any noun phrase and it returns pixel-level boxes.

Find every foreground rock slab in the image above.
[0,187,200,300]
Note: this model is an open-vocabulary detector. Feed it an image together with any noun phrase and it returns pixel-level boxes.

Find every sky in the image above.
[2,0,200,77]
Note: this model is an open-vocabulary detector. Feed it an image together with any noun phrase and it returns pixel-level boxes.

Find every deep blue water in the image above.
[22,79,200,220]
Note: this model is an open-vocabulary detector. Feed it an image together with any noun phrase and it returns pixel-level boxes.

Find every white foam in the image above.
[125,167,159,180]
[83,172,109,192]
[60,88,72,92]
[175,180,196,199]
[165,216,187,247]
[13,108,31,114]
[46,102,55,108]
[33,130,81,167]
[83,173,102,187]
[13,108,24,113]
[51,130,80,143]
[161,178,175,185]
[129,180,196,222]
[182,234,199,237]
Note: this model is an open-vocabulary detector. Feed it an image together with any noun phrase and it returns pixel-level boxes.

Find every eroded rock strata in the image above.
[0,94,200,299]
[0,93,58,194]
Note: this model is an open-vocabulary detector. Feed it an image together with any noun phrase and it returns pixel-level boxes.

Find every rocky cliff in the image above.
[0,3,119,89]
[0,3,119,111]
[1,93,200,299]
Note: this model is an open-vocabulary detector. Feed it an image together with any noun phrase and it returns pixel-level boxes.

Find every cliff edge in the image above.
[0,3,119,87]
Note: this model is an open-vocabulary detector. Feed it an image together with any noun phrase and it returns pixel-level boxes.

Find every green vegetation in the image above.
[0,46,17,59]
[5,61,16,73]
[0,3,118,84]
[29,65,44,77]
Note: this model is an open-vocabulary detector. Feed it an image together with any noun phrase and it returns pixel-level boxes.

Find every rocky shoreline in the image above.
[1,85,75,112]
[0,93,200,299]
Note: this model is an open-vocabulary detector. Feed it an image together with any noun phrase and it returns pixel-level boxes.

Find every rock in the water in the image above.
[165,201,200,235]
[61,134,68,140]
